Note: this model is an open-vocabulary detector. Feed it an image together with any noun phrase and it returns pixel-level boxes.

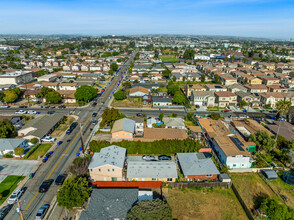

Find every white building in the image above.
[0,71,33,85]
[0,139,29,156]
[194,54,210,61]
[37,74,58,82]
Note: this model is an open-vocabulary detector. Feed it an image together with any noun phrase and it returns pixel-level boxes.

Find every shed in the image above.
[261,169,278,180]
[219,173,231,183]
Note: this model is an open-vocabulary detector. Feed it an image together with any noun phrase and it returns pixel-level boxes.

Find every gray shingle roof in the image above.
[80,188,138,220]
[111,118,135,134]
[177,153,220,176]
[0,139,26,151]
[127,161,178,179]
[152,97,172,103]
[88,145,126,169]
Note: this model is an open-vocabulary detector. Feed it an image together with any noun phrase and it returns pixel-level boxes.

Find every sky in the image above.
[0,0,294,39]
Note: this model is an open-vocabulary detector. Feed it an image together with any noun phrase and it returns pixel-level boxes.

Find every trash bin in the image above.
[76,153,80,157]
[29,173,34,178]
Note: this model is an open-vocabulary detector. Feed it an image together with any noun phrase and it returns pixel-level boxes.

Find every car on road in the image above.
[27,110,37,114]
[92,120,97,125]
[142,155,156,161]
[15,110,27,114]
[92,112,97,117]
[222,109,230,112]
[44,105,50,108]
[101,101,105,104]
[158,155,172,160]
[55,174,66,185]
[136,113,143,117]
[0,205,12,220]
[35,204,50,220]
[7,188,24,204]
[58,105,66,109]
[92,102,97,107]
[40,136,56,142]
[47,110,56,114]
[0,105,9,108]
[39,180,54,193]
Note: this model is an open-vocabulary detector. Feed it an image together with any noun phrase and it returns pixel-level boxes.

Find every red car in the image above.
[222,109,230,112]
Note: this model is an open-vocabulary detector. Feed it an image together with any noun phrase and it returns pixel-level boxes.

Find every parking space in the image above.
[0,160,39,183]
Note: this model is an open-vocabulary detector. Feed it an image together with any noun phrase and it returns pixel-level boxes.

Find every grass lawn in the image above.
[184,121,194,127]
[266,176,294,208]
[230,173,281,213]
[27,143,53,160]
[51,116,75,137]
[159,55,179,62]
[164,187,247,220]
[112,98,143,108]
[0,176,25,205]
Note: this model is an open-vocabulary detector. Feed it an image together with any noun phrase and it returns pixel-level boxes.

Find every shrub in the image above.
[30,138,38,144]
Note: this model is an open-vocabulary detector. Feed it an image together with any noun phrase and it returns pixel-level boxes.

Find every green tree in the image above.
[277,135,289,149]
[172,75,176,82]
[126,199,172,220]
[142,73,149,77]
[260,198,294,220]
[12,87,21,97]
[36,87,55,98]
[110,63,118,72]
[248,130,276,152]
[239,100,248,107]
[159,112,164,121]
[14,147,24,157]
[57,177,92,210]
[183,49,196,60]
[0,119,16,138]
[213,74,221,84]
[45,91,62,103]
[167,82,180,95]
[122,81,132,89]
[210,112,221,120]
[162,69,171,79]
[108,70,115,75]
[172,91,186,105]
[0,91,4,102]
[70,155,91,177]
[113,89,127,100]
[75,85,97,103]
[3,90,18,103]
[201,74,205,83]
[30,138,38,145]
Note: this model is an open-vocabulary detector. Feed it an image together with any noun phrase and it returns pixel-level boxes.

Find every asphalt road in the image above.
[4,51,137,220]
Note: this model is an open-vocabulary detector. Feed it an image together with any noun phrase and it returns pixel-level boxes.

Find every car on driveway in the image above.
[158,155,172,160]
[55,174,66,185]
[27,110,37,114]
[142,155,156,161]
[7,188,24,204]
[15,110,27,114]
[40,136,56,142]
[39,180,54,193]
[35,204,50,220]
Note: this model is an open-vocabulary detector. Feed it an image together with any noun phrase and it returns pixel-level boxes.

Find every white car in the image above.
[27,110,37,114]
[41,136,56,142]
[8,188,24,204]
[15,110,27,114]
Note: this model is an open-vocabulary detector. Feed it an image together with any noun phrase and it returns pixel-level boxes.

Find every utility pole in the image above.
[16,198,24,220]
[79,122,85,153]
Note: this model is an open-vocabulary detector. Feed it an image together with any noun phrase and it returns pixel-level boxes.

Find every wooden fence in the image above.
[165,181,231,188]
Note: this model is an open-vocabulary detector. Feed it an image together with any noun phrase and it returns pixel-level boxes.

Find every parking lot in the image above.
[0,159,39,183]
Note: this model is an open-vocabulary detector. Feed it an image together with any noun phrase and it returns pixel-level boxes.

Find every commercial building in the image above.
[0,71,33,85]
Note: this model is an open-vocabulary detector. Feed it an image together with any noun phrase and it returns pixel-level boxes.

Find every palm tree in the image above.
[275,100,292,141]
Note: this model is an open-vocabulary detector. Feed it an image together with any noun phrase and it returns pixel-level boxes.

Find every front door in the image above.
[112,177,117,181]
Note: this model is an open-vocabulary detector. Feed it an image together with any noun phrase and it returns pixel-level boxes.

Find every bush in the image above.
[210,112,221,120]
[30,138,38,144]
[4,153,13,158]
[24,144,40,159]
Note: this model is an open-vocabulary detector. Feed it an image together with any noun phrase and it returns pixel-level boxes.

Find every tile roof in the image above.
[215,91,236,97]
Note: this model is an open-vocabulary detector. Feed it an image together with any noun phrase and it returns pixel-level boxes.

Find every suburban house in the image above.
[186,84,206,98]
[146,117,157,128]
[260,92,284,108]
[191,91,215,106]
[111,118,135,139]
[212,136,252,169]
[220,76,237,86]
[131,117,144,136]
[204,84,227,92]
[152,97,172,107]
[244,84,268,93]
[235,91,261,107]
[57,90,77,104]
[261,77,280,86]
[177,153,220,181]
[129,86,149,97]
[37,74,58,82]
[88,145,126,182]
[214,91,237,107]
[41,82,59,90]
[0,115,23,125]
[267,85,288,93]
[0,139,29,157]
[58,82,78,90]
[80,188,139,220]
[127,160,177,182]
[227,84,248,93]
[248,77,262,85]
[162,117,185,129]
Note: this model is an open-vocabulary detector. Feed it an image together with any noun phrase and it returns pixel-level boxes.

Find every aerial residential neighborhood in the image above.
[0,0,294,220]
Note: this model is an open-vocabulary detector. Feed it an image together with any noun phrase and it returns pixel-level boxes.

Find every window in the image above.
[98,169,101,172]
[233,164,236,167]
[116,134,118,137]
[152,178,156,181]
[167,178,172,182]
[206,174,212,177]
[90,169,93,172]
[112,169,114,172]
[108,169,110,172]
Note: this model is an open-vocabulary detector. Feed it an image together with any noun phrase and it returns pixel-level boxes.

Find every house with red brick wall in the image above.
[177,152,220,181]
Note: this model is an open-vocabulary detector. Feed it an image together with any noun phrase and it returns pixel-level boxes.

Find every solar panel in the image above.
[230,137,245,151]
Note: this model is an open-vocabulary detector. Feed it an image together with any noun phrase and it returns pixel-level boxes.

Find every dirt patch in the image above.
[164,187,247,220]
[51,116,75,137]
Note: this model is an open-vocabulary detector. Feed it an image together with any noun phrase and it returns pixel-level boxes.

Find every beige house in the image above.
[215,91,237,107]
[111,118,135,140]
[186,84,206,98]
[89,145,126,182]
[261,77,280,86]
[220,76,237,86]
[260,92,284,108]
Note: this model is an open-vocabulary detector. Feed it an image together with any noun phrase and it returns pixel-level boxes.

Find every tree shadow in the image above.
[1,189,10,197]
[253,192,268,209]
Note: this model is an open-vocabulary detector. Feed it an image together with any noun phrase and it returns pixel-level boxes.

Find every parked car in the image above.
[136,113,143,117]
[27,110,37,114]
[19,105,28,108]
[35,204,50,220]
[41,136,56,142]
[0,205,12,220]
[58,105,66,109]
[15,110,27,114]
[39,180,54,193]
[50,106,56,109]
[92,102,97,107]
[92,112,97,117]
[142,155,156,161]
[195,105,200,109]
[222,109,230,112]
[66,128,72,135]
[70,122,78,129]
[7,188,24,204]
[92,120,97,125]
[55,174,66,185]
[47,110,56,114]
[158,155,172,160]
[44,105,50,109]
[0,105,9,108]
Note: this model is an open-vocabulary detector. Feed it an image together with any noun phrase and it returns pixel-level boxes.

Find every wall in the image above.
[185,174,218,181]
[127,177,176,182]
[89,165,123,181]
[92,181,162,188]
[112,130,133,139]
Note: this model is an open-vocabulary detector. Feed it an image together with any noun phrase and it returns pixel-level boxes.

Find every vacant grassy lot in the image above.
[51,116,75,137]
[112,98,143,108]
[230,173,281,212]
[27,143,53,160]
[266,176,294,208]
[159,55,179,62]
[0,176,25,205]
[164,187,247,220]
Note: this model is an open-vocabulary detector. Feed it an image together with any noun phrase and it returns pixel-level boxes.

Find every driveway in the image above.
[0,159,39,183]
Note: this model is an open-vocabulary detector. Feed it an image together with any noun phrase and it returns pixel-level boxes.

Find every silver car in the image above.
[8,188,24,204]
